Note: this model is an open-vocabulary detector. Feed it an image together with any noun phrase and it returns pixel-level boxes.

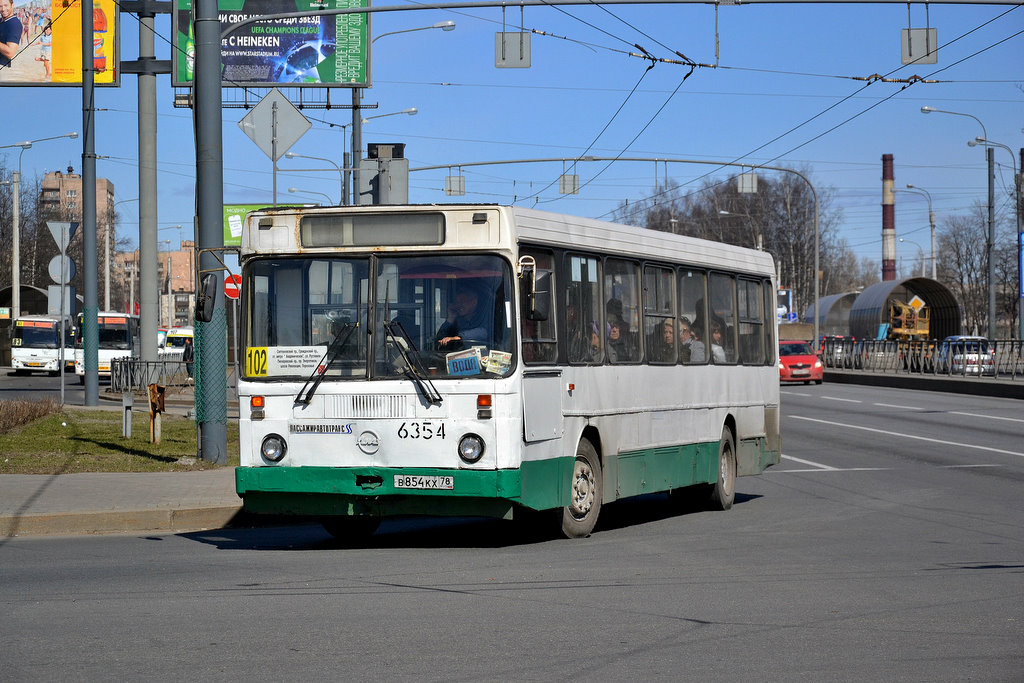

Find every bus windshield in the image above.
[76,316,133,350]
[245,254,515,381]
[13,321,67,349]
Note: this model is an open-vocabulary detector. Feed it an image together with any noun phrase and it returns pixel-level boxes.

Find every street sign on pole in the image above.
[224,273,242,300]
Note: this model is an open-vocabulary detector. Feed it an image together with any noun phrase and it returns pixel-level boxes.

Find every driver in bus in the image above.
[435,287,488,350]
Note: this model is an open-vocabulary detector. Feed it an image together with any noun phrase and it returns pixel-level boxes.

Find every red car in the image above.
[779,340,823,384]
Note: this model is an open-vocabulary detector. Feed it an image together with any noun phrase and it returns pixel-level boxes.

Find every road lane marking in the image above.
[950,411,1024,424]
[820,396,862,403]
[776,454,891,473]
[874,403,924,411]
[782,454,836,470]
[791,415,1024,458]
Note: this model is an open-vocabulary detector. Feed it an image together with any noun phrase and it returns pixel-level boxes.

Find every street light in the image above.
[969,136,1023,340]
[158,238,172,327]
[921,105,996,337]
[1,132,79,319]
[897,185,936,279]
[362,107,418,125]
[899,238,926,278]
[288,187,336,205]
[108,197,138,311]
[717,209,761,250]
[284,152,346,207]
[352,21,455,205]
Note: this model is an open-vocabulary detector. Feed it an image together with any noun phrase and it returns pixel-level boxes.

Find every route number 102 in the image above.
[246,347,268,376]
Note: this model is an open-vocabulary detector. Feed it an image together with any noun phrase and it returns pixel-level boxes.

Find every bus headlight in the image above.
[261,434,287,462]
[458,434,485,464]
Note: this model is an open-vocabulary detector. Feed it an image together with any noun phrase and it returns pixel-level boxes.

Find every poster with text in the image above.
[172,0,368,88]
[0,0,118,86]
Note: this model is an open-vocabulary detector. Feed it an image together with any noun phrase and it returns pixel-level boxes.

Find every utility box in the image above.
[357,143,410,205]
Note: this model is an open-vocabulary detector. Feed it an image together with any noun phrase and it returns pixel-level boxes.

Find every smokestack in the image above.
[882,154,896,281]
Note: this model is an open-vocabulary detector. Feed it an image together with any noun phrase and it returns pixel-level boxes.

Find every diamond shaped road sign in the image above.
[238,88,312,162]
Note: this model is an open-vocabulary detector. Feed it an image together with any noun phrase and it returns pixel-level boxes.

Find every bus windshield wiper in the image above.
[383,318,443,406]
[295,321,358,405]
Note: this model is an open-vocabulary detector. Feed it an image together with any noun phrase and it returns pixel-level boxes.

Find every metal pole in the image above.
[1019,148,1023,341]
[351,88,361,205]
[11,169,18,318]
[194,0,228,464]
[138,9,159,362]
[82,0,99,406]
[987,146,995,338]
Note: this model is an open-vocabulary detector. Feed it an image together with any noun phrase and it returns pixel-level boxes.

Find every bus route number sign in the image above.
[246,347,268,376]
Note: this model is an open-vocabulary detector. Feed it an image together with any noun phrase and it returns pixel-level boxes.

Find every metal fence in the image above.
[821,338,1024,380]
[110,358,193,397]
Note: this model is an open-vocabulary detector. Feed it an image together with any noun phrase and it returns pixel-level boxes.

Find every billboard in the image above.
[0,0,119,86]
[172,0,369,88]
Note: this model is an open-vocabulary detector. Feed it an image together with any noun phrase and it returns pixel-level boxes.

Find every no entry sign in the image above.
[224,274,242,300]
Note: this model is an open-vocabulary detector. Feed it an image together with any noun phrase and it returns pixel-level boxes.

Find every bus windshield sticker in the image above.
[264,346,326,376]
[485,350,512,374]
[446,348,482,376]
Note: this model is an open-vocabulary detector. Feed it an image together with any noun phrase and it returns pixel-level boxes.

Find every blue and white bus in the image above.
[223,205,780,539]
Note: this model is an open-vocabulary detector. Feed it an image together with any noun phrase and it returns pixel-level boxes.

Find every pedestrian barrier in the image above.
[110,359,193,397]
[821,338,1024,380]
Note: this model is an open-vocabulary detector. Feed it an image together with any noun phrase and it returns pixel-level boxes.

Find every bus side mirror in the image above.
[195,273,218,323]
[526,271,551,322]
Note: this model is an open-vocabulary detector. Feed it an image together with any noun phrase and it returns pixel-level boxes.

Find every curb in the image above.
[1,505,244,537]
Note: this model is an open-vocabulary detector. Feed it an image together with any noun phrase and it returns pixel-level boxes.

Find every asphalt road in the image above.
[2,383,1022,680]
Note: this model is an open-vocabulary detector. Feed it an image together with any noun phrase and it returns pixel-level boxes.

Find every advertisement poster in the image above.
[0,0,118,86]
[173,0,368,88]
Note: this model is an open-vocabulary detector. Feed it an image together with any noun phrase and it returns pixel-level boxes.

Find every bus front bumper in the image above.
[235,465,532,520]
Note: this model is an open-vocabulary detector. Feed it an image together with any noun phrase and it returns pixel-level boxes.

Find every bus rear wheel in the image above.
[708,426,737,511]
[561,439,602,538]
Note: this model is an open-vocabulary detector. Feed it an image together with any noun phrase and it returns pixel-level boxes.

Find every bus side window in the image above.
[520,251,557,364]
[564,253,602,364]
[604,258,640,363]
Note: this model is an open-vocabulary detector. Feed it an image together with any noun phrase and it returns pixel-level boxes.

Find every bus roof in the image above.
[243,204,776,278]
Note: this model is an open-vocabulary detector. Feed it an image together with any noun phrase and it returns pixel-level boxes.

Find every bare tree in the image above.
[936,209,987,334]
[612,168,857,317]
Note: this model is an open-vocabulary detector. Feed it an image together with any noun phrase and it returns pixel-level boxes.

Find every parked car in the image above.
[779,340,823,384]
[819,334,855,368]
[935,335,995,376]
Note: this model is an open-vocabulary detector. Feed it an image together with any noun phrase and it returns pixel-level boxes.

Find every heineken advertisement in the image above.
[172,0,369,88]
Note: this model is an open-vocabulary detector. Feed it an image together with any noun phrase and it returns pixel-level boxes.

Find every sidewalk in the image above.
[2,388,246,538]
[0,468,244,537]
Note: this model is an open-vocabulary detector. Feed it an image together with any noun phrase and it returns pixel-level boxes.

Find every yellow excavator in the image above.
[888,299,930,340]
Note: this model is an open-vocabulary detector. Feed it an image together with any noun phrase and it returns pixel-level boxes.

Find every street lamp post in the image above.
[970,136,1023,340]
[288,187,336,205]
[109,197,138,311]
[352,20,454,205]
[284,152,345,206]
[899,238,926,277]
[1,132,78,319]
[921,106,996,337]
[903,184,936,279]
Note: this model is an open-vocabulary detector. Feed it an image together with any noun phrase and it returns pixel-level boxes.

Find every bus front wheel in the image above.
[708,426,736,511]
[561,439,602,538]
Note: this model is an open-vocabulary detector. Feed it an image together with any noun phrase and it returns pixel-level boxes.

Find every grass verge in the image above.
[0,403,239,474]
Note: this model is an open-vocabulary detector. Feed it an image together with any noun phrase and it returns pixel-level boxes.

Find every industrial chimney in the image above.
[882,154,896,281]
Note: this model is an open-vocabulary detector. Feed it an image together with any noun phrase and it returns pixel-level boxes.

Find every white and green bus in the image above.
[225,205,780,539]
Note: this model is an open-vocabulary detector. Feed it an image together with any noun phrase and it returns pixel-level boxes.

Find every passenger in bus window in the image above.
[688,324,707,363]
[678,316,694,362]
[436,287,488,350]
[709,321,727,363]
[606,315,634,363]
[649,319,677,363]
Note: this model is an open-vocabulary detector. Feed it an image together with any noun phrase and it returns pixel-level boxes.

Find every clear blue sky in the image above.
[2,1,1021,270]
